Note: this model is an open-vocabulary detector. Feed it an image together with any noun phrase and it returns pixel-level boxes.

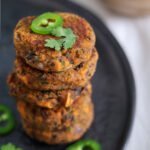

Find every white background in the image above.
[72,0,150,149]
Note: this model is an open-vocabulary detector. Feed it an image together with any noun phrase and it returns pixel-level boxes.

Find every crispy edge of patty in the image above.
[8,73,92,108]
[14,13,96,72]
[17,92,94,144]
[15,48,98,91]
[17,88,92,124]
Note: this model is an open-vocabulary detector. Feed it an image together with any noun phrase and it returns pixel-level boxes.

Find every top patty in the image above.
[14,13,96,72]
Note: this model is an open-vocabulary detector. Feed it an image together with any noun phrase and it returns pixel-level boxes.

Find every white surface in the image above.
[71,0,150,149]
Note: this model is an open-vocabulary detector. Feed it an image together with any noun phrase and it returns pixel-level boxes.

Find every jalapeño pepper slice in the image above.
[30,12,63,34]
[66,139,101,150]
[0,104,15,135]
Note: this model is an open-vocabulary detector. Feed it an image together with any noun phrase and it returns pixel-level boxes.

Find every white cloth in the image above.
[71,0,150,149]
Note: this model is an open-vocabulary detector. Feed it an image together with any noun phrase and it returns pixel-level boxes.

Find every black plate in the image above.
[0,0,135,150]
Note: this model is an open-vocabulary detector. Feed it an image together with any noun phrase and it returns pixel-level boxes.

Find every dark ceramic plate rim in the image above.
[3,0,136,149]
[26,1,135,149]
[47,1,135,149]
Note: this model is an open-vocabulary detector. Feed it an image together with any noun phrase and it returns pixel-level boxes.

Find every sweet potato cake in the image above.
[14,13,96,72]
[17,91,94,144]
[8,73,92,108]
[15,48,98,91]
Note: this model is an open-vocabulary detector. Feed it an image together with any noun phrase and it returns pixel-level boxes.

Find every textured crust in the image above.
[17,92,94,144]
[14,13,96,72]
[15,48,98,91]
[8,73,92,108]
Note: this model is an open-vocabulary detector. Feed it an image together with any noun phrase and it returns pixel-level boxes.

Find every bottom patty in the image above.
[8,73,92,108]
[17,91,94,144]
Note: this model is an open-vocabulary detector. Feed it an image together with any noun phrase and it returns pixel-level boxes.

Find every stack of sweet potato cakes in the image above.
[7,12,99,144]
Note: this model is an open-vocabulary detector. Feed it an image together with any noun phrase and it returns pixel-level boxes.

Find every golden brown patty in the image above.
[8,73,92,108]
[17,92,94,144]
[15,48,98,91]
[14,13,96,72]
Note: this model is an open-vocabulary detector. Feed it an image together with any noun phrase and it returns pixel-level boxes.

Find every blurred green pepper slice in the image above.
[0,104,15,135]
[30,12,63,34]
[66,139,101,150]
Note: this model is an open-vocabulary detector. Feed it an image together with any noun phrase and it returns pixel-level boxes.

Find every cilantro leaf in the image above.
[45,39,64,51]
[63,34,76,50]
[45,27,76,51]
[63,28,73,36]
[0,143,22,150]
[51,27,66,37]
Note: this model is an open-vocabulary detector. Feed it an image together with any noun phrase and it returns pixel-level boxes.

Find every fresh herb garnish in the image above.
[45,39,64,51]
[44,26,76,51]
[0,143,22,150]
[31,12,77,51]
